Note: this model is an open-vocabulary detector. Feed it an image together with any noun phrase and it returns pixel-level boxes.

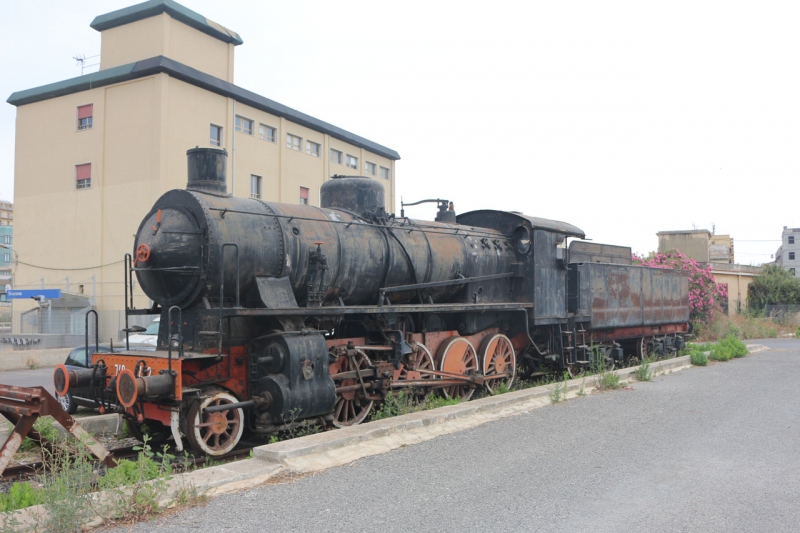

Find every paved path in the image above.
[111,338,800,532]
[0,367,54,393]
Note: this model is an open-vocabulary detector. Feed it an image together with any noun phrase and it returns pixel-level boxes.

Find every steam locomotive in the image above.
[54,148,689,456]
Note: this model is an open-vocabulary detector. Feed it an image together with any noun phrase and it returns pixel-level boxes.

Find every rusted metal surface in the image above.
[585,323,690,343]
[572,264,689,329]
[0,385,113,476]
[568,241,632,265]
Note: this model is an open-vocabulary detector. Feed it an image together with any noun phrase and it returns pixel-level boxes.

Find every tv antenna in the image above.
[73,54,100,75]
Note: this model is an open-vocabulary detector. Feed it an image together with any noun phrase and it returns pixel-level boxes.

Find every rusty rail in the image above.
[0,385,114,476]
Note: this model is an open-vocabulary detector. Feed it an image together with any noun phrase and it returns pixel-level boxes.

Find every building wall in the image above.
[711,269,757,312]
[100,14,235,81]
[777,227,800,277]
[657,231,711,262]
[11,74,396,337]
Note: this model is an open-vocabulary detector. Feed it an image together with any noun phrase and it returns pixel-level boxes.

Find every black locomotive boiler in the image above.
[54,148,689,456]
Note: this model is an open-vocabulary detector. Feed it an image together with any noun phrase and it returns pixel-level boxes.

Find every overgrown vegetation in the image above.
[370,392,461,421]
[548,372,569,404]
[709,335,748,361]
[693,312,782,342]
[747,264,800,310]
[595,371,622,391]
[0,432,204,531]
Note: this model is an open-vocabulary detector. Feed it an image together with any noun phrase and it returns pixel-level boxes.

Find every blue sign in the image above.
[6,289,62,300]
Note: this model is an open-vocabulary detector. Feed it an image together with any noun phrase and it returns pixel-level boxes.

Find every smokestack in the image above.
[186,147,228,195]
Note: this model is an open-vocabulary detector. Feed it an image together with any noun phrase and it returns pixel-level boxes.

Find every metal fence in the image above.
[3,310,158,349]
[763,304,800,318]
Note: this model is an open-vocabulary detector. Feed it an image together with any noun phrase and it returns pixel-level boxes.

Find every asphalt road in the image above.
[0,367,55,393]
[108,338,799,532]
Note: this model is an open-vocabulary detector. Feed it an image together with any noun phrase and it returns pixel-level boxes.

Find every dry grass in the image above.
[695,312,797,342]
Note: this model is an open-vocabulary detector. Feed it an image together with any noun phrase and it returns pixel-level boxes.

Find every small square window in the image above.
[210,124,223,146]
[300,186,309,205]
[330,149,343,164]
[235,116,253,135]
[259,124,276,142]
[77,104,93,130]
[306,141,321,157]
[250,174,262,199]
[790,252,796,260]
[346,154,358,169]
[365,162,376,175]
[76,163,91,189]
[287,134,302,151]
[790,235,795,244]
[379,166,390,180]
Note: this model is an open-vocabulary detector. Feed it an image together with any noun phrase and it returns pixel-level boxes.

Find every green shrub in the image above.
[709,344,732,361]
[0,482,42,512]
[690,351,708,366]
[719,334,748,358]
[595,371,621,390]
[796,325,800,338]
[371,392,413,421]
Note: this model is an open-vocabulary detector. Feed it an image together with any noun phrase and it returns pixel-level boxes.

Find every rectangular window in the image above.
[250,174,262,199]
[3,235,9,244]
[330,149,343,164]
[346,154,358,169]
[3,254,8,263]
[259,124,276,142]
[300,187,309,205]
[210,124,222,146]
[365,161,376,175]
[379,166,390,180]
[790,252,796,260]
[790,236,795,244]
[306,141,321,157]
[75,163,91,189]
[235,115,253,135]
[287,134,302,151]
[77,104,93,130]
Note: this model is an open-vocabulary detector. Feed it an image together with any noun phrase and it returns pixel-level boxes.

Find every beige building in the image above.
[7,0,400,338]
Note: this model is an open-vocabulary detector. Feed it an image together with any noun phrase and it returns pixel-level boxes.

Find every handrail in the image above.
[84,310,99,367]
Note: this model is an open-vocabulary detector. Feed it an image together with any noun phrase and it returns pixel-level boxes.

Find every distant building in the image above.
[657,230,734,264]
[774,227,800,278]
[656,229,757,312]
[0,202,12,308]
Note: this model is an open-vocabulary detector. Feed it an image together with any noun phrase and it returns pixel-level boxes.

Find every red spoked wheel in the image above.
[394,342,436,401]
[437,337,479,401]
[479,334,516,394]
[329,349,374,427]
[185,389,244,456]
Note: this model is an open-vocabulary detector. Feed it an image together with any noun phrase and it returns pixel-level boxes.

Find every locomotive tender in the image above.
[54,148,689,456]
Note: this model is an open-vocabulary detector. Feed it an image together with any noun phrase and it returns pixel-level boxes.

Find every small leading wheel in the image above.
[329,349,374,427]
[394,342,436,401]
[437,337,479,401]
[56,391,77,414]
[479,334,516,394]
[125,418,172,446]
[185,389,244,456]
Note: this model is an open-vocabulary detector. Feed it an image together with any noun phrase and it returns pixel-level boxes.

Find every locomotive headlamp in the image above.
[514,226,531,254]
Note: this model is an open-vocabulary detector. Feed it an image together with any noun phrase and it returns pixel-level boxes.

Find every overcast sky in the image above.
[1,0,797,262]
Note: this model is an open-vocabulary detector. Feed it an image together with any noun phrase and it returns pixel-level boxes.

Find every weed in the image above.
[0,481,42,513]
[690,351,708,366]
[576,377,587,396]
[595,371,621,390]
[494,382,511,395]
[634,357,653,381]
[548,372,569,404]
[796,325,800,338]
[19,417,59,451]
[268,435,279,444]
[421,395,460,410]
[372,391,414,421]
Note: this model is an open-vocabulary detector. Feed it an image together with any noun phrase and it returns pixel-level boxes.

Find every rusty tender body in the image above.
[53,148,690,456]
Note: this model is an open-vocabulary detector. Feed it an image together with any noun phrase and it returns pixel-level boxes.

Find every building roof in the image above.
[6,56,400,161]
[90,0,243,46]
[656,229,712,237]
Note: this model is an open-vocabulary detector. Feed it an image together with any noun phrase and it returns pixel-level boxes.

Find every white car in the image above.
[126,317,159,346]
